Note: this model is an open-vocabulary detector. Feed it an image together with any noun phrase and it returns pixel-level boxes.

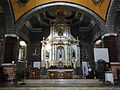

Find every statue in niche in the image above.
[72,50,75,58]
[46,50,49,58]
[58,27,63,36]
[58,61,63,69]
[59,49,63,58]
[57,49,64,61]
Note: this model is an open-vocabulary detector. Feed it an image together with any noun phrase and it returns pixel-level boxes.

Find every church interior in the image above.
[0,0,120,89]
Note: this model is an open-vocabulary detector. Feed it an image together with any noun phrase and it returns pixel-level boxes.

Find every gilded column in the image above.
[55,45,57,61]
[65,45,67,61]
[50,45,53,61]
[53,45,54,61]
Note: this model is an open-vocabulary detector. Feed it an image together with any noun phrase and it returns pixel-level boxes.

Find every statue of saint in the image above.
[46,50,49,57]
[72,51,75,58]
[59,49,62,58]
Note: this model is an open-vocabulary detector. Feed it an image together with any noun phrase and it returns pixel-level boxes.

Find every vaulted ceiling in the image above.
[23,9,96,42]
[25,9,94,32]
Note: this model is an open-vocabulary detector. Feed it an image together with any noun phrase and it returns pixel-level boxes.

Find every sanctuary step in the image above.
[0,87,120,90]
[18,79,103,87]
[0,79,120,90]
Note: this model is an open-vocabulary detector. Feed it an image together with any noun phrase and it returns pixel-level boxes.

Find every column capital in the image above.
[102,33,117,39]
[5,34,19,39]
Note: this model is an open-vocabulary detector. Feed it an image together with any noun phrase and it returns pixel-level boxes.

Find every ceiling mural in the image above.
[10,0,111,22]
[44,9,78,25]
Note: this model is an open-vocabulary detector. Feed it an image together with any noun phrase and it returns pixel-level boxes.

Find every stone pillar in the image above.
[0,38,4,64]
[102,33,118,62]
[4,34,19,63]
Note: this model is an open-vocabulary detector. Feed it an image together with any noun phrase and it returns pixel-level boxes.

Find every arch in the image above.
[1,0,15,34]
[15,2,106,34]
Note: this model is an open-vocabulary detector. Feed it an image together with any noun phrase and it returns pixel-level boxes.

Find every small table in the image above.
[47,69,74,79]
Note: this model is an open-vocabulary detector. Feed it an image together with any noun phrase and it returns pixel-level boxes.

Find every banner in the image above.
[94,48,109,62]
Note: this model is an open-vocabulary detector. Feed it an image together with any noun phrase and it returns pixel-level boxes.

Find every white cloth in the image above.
[105,71,114,83]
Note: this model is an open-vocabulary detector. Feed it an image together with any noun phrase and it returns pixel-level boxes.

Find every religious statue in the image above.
[72,50,75,58]
[59,50,62,58]
[41,19,80,68]
[46,50,49,57]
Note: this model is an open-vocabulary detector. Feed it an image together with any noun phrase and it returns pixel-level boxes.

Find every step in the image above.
[0,87,120,90]
[16,79,103,87]
[23,79,102,84]
[0,79,120,90]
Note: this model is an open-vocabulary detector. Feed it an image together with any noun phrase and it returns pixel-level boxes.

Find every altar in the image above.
[47,69,74,79]
[41,23,81,69]
[40,11,81,77]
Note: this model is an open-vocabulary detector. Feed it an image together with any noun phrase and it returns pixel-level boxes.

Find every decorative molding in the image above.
[102,33,117,39]
[5,34,19,39]
[92,0,104,5]
[111,62,120,65]
[16,0,29,6]
[2,63,16,66]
